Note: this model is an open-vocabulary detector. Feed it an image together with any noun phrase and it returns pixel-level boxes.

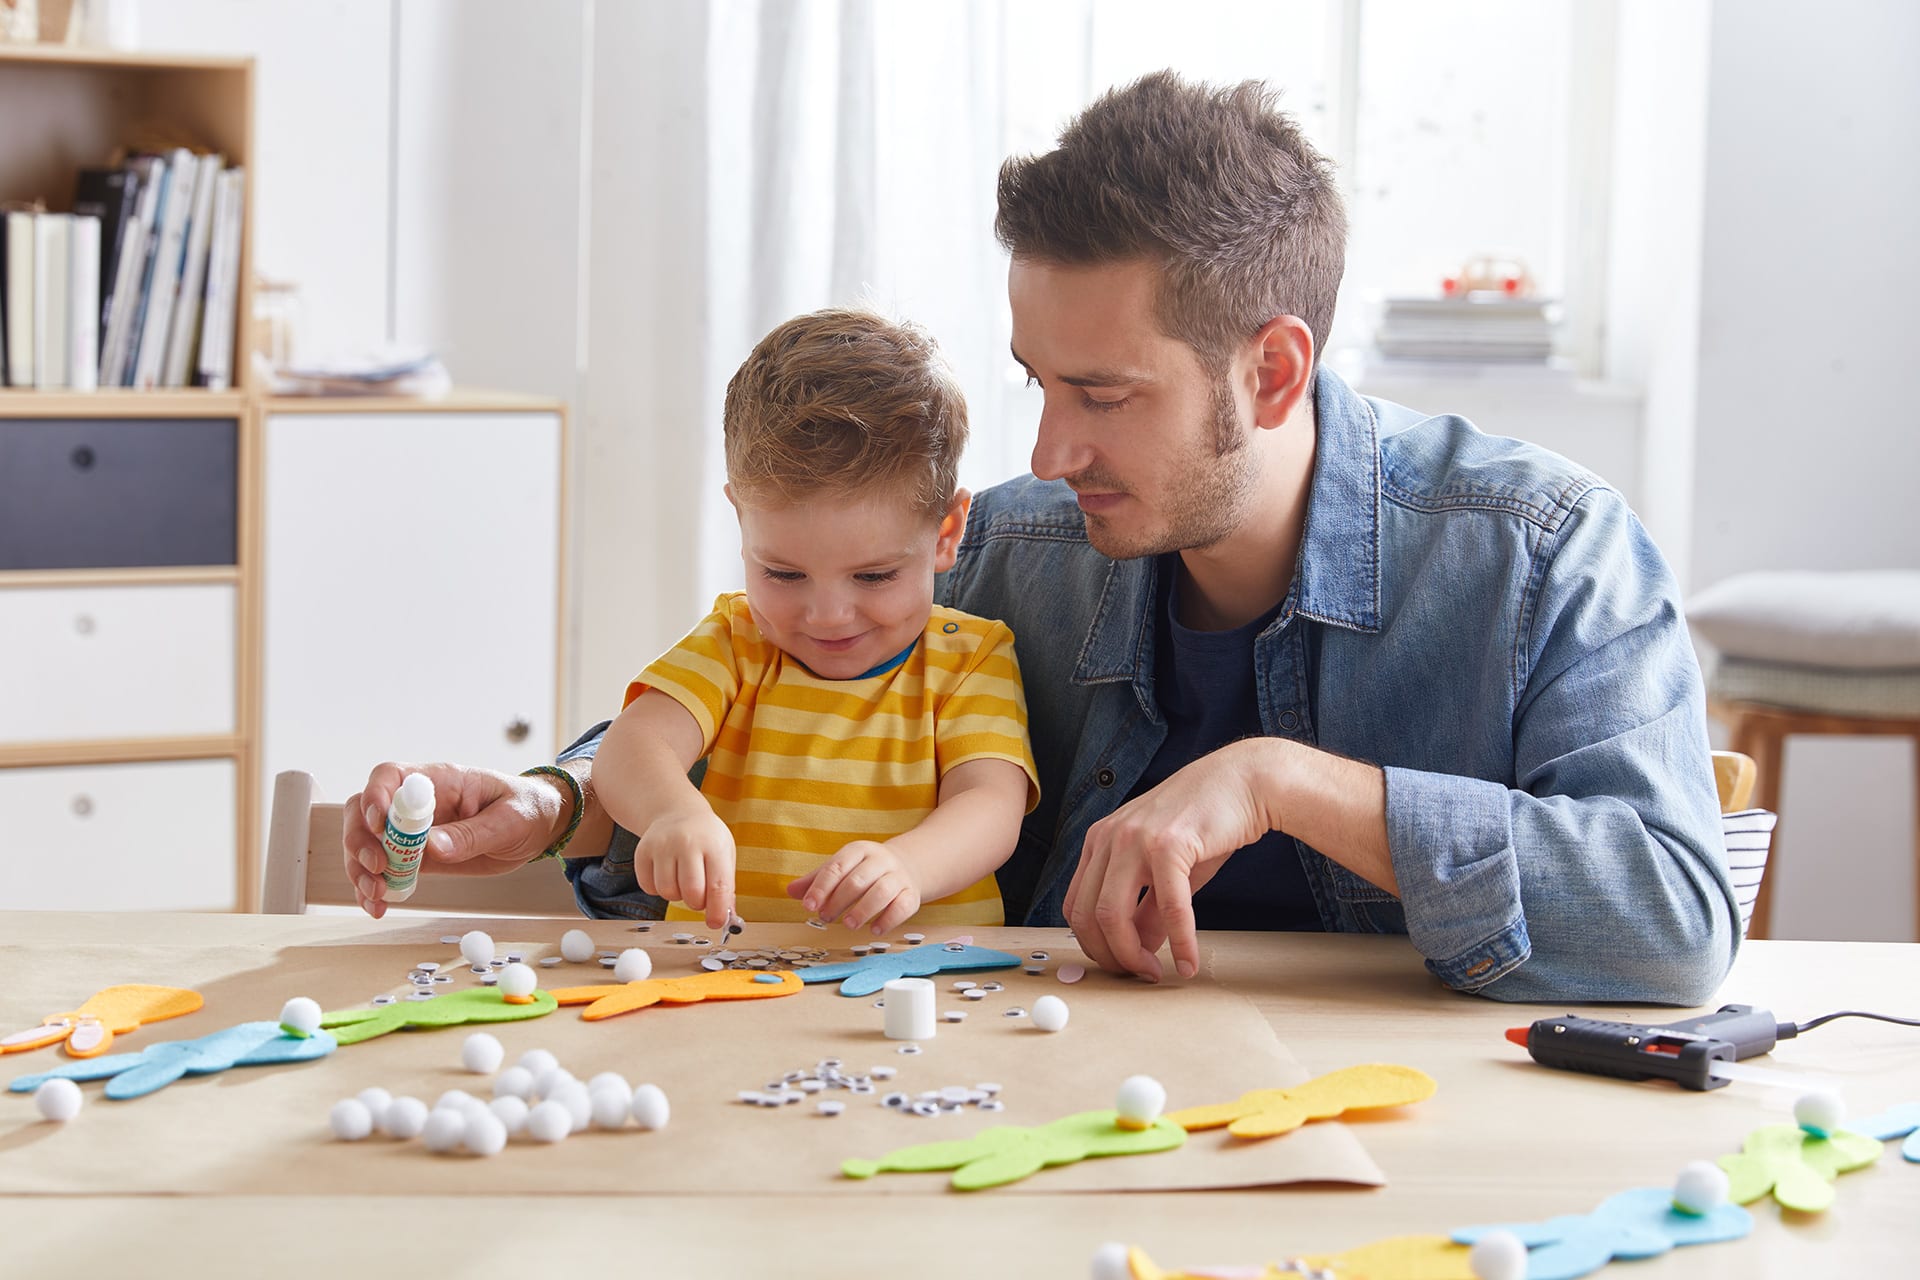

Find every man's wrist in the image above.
[1236,735,1298,836]
[521,762,586,860]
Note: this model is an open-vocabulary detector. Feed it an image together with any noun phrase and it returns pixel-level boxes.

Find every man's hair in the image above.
[724,307,968,521]
[995,71,1347,372]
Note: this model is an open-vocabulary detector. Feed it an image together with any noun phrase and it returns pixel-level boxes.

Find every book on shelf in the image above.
[1372,293,1559,363]
[1,149,245,395]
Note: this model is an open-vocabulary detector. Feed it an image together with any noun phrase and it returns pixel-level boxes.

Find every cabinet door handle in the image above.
[70,445,96,471]
[74,613,96,636]
[505,718,531,745]
[71,795,94,818]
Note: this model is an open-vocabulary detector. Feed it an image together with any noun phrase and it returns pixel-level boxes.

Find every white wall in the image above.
[1687,0,1920,941]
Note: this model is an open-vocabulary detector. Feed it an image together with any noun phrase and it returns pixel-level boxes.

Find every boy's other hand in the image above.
[343,762,571,918]
[788,841,922,937]
[635,804,737,930]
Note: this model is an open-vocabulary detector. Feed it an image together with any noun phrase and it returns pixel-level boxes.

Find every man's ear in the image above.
[1246,314,1316,431]
[932,489,971,573]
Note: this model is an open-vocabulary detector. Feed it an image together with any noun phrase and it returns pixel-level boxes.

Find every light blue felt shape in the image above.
[1855,1101,1920,1162]
[1453,1186,1752,1280]
[798,944,1021,997]
[8,1020,337,1100]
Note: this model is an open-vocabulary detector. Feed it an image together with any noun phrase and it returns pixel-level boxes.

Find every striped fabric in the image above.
[629,593,1039,925]
[1721,808,1777,937]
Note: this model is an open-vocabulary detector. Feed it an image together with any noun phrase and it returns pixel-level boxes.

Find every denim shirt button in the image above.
[1278,710,1299,731]
[1095,767,1116,788]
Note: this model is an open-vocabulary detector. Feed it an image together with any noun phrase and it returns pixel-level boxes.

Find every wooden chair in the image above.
[260,770,581,915]
[1711,701,1920,941]
[1710,749,1773,940]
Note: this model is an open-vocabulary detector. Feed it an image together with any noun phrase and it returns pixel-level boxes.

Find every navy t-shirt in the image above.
[1127,557,1323,931]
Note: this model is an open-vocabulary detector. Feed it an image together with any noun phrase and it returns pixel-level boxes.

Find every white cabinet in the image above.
[1,759,238,911]
[260,404,563,818]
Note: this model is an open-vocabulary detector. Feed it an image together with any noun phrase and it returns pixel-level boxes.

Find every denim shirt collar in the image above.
[1072,368,1383,693]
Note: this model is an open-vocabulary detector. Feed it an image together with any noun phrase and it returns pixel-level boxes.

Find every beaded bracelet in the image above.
[520,764,585,861]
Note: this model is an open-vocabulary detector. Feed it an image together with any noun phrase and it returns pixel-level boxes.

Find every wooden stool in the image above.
[1709,699,1920,940]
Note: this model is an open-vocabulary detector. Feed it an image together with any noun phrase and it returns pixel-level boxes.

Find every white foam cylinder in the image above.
[882,977,936,1041]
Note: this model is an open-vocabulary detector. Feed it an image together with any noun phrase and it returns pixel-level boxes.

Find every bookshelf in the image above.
[0,46,259,912]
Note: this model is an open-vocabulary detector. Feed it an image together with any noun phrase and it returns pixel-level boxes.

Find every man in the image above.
[344,73,1735,1004]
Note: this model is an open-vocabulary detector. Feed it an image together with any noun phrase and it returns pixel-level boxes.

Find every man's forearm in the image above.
[1246,737,1396,896]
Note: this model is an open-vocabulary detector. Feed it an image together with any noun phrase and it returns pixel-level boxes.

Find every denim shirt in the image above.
[561,368,1736,1004]
[933,368,1735,1005]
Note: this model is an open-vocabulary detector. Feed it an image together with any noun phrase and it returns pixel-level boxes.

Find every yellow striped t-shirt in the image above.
[627,593,1040,925]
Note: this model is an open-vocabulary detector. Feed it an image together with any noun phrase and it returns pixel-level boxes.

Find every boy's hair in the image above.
[995,71,1347,372]
[724,307,968,521]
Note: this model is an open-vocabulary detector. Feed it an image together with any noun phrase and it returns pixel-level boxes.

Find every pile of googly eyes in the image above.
[327,1034,669,1156]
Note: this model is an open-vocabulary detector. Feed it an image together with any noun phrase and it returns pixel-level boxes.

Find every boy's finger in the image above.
[841,879,901,934]
[704,874,734,931]
[803,852,857,916]
[677,847,708,910]
[785,869,818,899]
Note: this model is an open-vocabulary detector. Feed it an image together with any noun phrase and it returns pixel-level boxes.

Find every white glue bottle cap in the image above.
[394,772,435,823]
[382,772,437,902]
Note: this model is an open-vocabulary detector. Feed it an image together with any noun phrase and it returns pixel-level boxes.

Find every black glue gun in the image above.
[1505,1004,1788,1091]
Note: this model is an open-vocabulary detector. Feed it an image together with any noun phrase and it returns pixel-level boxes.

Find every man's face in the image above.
[1008,257,1257,560]
[732,485,966,679]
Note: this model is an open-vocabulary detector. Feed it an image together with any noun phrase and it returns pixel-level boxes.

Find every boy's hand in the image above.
[636,803,737,930]
[788,841,922,936]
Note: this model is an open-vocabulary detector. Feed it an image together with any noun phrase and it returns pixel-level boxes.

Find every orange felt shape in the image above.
[548,969,803,1020]
[0,985,204,1059]
[1166,1063,1437,1139]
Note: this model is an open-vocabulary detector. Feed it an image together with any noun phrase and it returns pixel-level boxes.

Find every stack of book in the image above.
[1372,294,1557,364]
[0,148,246,392]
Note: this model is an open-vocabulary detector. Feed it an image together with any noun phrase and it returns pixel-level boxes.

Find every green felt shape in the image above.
[1452,1187,1751,1280]
[1855,1101,1920,1162]
[841,1109,1185,1190]
[1717,1122,1882,1212]
[319,988,557,1045]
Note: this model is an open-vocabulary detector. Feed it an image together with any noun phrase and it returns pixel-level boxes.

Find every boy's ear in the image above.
[932,489,971,573]
[724,483,741,519]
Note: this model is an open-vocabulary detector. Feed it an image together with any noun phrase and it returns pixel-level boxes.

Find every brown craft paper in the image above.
[0,923,1385,1196]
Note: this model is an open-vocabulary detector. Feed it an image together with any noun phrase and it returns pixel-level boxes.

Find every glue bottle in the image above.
[381,772,436,902]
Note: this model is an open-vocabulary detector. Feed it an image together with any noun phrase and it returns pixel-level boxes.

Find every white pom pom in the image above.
[527,1099,573,1143]
[279,996,323,1038]
[533,1066,575,1101]
[329,1098,374,1141]
[590,1087,631,1130]
[1032,994,1070,1032]
[613,947,653,983]
[631,1083,670,1131]
[462,1109,508,1156]
[560,929,595,963]
[1795,1089,1845,1137]
[1673,1159,1730,1215]
[493,1066,534,1100]
[489,1095,530,1134]
[588,1071,631,1097]
[459,930,495,968]
[516,1047,558,1077]
[461,1031,505,1075]
[421,1107,468,1154]
[381,1096,428,1139]
[1114,1075,1166,1129]
[498,962,538,998]
[434,1088,477,1113]
[33,1078,83,1123]
[1090,1242,1132,1280]
[550,1081,592,1131]
[1468,1230,1528,1280]
[354,1086,392,1127]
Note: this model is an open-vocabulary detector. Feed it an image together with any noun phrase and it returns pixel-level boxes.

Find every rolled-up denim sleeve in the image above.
[1384,490,1737,1005]
[556,721,667,921]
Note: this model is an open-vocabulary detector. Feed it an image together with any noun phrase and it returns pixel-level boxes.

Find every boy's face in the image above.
[730,484,969,680]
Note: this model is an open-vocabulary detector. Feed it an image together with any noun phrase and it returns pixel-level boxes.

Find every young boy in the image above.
[595,307,1040,935]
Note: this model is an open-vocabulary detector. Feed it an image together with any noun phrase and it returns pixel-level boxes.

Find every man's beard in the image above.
[1080,379,1256,560]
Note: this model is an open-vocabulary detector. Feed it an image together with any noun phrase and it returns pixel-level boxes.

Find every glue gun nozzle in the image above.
[1504,1026,1531,1048]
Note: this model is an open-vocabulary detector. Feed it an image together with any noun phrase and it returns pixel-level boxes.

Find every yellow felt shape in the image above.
[0,985,204,1059]
[548,968,802,1020]
[1166,1064,1437,1139]
[1126,1236,1471,1280]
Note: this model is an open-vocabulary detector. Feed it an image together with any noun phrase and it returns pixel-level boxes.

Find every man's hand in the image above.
[788,841,923,936]
[1063,740,1275,982]
[635,803,737,930]
[344,762,574,918]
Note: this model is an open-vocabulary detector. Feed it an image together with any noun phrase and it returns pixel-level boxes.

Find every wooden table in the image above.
[2,912,1914,1277]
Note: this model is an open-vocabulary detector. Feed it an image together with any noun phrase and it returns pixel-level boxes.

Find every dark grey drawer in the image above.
[0,417,237,569]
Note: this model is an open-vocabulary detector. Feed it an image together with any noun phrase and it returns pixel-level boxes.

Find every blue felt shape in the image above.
[1453,1186,1752,1280]
[1855,1101,1920,1162]
[797,944,1021,997]
[8,1020,336,1100]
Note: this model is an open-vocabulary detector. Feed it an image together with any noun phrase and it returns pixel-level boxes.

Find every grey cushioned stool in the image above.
[1689,570,1920,940]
